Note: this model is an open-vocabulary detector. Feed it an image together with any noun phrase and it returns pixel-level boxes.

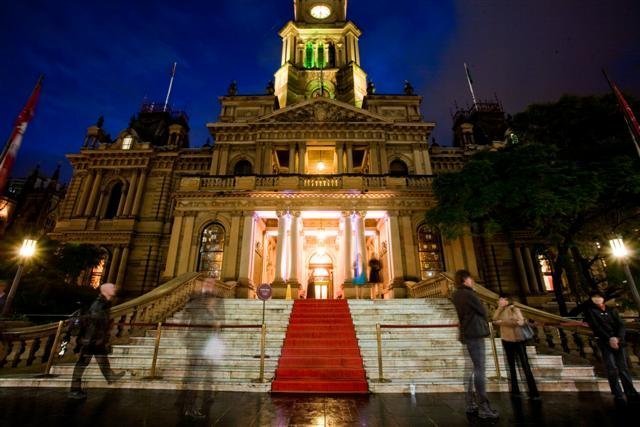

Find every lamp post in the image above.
[1,238,37,317]
[609,237,640,313]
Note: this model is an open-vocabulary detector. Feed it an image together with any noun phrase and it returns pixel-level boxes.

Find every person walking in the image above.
[68,282,125,399]
[368,255,382,300]
[583,291,639,407]
[451,269,499,419]
[492,293,540,400]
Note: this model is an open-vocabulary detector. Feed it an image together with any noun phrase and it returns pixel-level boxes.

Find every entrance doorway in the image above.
[308,252,333,299]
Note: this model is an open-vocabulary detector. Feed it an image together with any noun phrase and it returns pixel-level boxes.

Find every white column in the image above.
[413,145,425,174]
[84,170,103,216]
[177,215,195,275]
[336,144,344,174]
[355,211,367,279]
[123,171,139,216]
[274,211,287,282]
[343,211,353,281]
[238,214,256,285]
[289,212,300,283]
[388,214,404,283]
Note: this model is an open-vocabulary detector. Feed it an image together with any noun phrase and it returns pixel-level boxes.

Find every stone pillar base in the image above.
[235,278,254,299]
[270,280,288,299]
[343,282,372,299]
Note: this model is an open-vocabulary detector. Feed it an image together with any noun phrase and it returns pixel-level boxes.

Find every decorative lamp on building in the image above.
[609,237,640,312]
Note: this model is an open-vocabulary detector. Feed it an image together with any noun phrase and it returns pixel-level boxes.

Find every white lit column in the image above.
[131,170,147,216]
[299,144,306,174]
[343,211,353,281]
[274,211,287,282]
[107,246,121,283]
[74,171,94,216]
[238,213,256,286]
[336,143,344,174]
[115,247,130,290]
[355,211,367,277]
[289,212,300,284]
[289,144,297,173]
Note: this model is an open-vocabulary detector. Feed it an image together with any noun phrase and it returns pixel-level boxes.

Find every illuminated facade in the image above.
[52,0,481,298]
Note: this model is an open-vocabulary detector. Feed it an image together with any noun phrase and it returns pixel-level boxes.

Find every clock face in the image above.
[310,5,331,19]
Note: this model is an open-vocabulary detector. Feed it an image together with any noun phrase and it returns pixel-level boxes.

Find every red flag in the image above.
[0,75,43,194]
[603,70,640,158]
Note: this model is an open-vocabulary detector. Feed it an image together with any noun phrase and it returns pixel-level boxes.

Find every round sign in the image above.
[257,283,272,301]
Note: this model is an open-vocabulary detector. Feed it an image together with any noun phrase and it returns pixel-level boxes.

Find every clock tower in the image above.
[275,0,367,108]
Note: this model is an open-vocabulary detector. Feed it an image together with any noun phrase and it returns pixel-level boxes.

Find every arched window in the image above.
[89,249,109,288]
[389,159,409,176]
[198,223,225,279]
[233,159,253,176]
[417,224,444,279]
[104,182,123,219]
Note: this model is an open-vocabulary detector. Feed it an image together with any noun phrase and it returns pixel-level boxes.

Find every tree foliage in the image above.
[426,94,640,308]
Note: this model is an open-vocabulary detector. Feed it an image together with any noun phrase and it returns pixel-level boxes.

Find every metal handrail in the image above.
[373,322,502,383]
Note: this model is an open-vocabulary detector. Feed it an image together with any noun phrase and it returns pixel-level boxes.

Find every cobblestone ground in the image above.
[0,388,636,426]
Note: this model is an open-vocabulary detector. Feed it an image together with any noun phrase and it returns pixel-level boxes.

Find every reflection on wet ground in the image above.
[0,388,635,426]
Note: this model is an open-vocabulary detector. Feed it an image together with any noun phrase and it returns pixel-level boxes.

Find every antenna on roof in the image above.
[163,62,177,112]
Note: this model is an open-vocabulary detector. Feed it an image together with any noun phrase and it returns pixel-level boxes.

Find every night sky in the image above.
[1,0,639,182]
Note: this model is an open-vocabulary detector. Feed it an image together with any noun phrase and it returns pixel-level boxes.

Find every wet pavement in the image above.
[0,388,635,426]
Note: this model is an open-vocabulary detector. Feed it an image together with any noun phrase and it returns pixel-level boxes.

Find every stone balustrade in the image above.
[0,272,201,372]
[193,174,434,192]
[412,272,640,371]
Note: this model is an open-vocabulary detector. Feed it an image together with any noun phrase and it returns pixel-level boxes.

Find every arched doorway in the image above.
[307,251,333,299]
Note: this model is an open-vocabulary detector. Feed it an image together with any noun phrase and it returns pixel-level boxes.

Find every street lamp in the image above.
[609,237,640,313]
[1,238,37,317]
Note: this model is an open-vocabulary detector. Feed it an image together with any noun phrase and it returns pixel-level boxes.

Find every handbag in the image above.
[518,322,535,341]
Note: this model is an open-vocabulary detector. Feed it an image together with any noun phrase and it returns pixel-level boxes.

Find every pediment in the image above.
[256,98,392,124]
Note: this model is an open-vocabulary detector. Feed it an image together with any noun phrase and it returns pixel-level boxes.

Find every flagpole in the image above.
[464,63,477,106]
[163,62,177,112]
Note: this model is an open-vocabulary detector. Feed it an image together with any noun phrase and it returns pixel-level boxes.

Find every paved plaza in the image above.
[0,388,635,426]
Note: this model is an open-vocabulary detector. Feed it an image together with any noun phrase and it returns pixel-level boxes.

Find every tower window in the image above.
[122,136,133,150]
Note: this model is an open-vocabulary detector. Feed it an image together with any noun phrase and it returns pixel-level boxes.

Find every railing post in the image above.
[259,323,266,382]
[144,322,163,380]
[38,320,64,377]
[488,322,502,381]
[374,323,391,383]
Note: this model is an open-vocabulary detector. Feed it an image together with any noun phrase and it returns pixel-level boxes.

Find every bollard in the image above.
[144,322,163,380]
[488,322,502,381]
[38,320,64,378]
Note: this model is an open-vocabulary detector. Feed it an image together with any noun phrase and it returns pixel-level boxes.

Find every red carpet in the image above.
[271,299,369,393]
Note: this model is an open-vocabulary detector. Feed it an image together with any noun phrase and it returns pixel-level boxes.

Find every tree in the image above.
[427,94,640,314]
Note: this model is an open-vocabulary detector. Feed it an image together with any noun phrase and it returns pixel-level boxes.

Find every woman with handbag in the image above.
[492,293,540,400]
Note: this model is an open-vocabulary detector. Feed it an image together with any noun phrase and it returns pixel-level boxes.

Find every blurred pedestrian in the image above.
[68,282,125,399]
[452,270,499,419]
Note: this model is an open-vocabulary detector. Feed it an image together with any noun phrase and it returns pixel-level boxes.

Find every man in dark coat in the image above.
[451,270,499,419]
[583,291,639,406]
[68,282,125,399]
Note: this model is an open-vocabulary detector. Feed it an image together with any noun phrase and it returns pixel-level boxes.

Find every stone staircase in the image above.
[348,299,623,393]
[0,298,293,392]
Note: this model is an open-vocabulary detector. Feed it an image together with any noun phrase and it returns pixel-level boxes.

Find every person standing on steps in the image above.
[68,282,125,399]
[451,269,499,420]
[368,255,382,300]
[492,293,540,400]
[583,290,639,407]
